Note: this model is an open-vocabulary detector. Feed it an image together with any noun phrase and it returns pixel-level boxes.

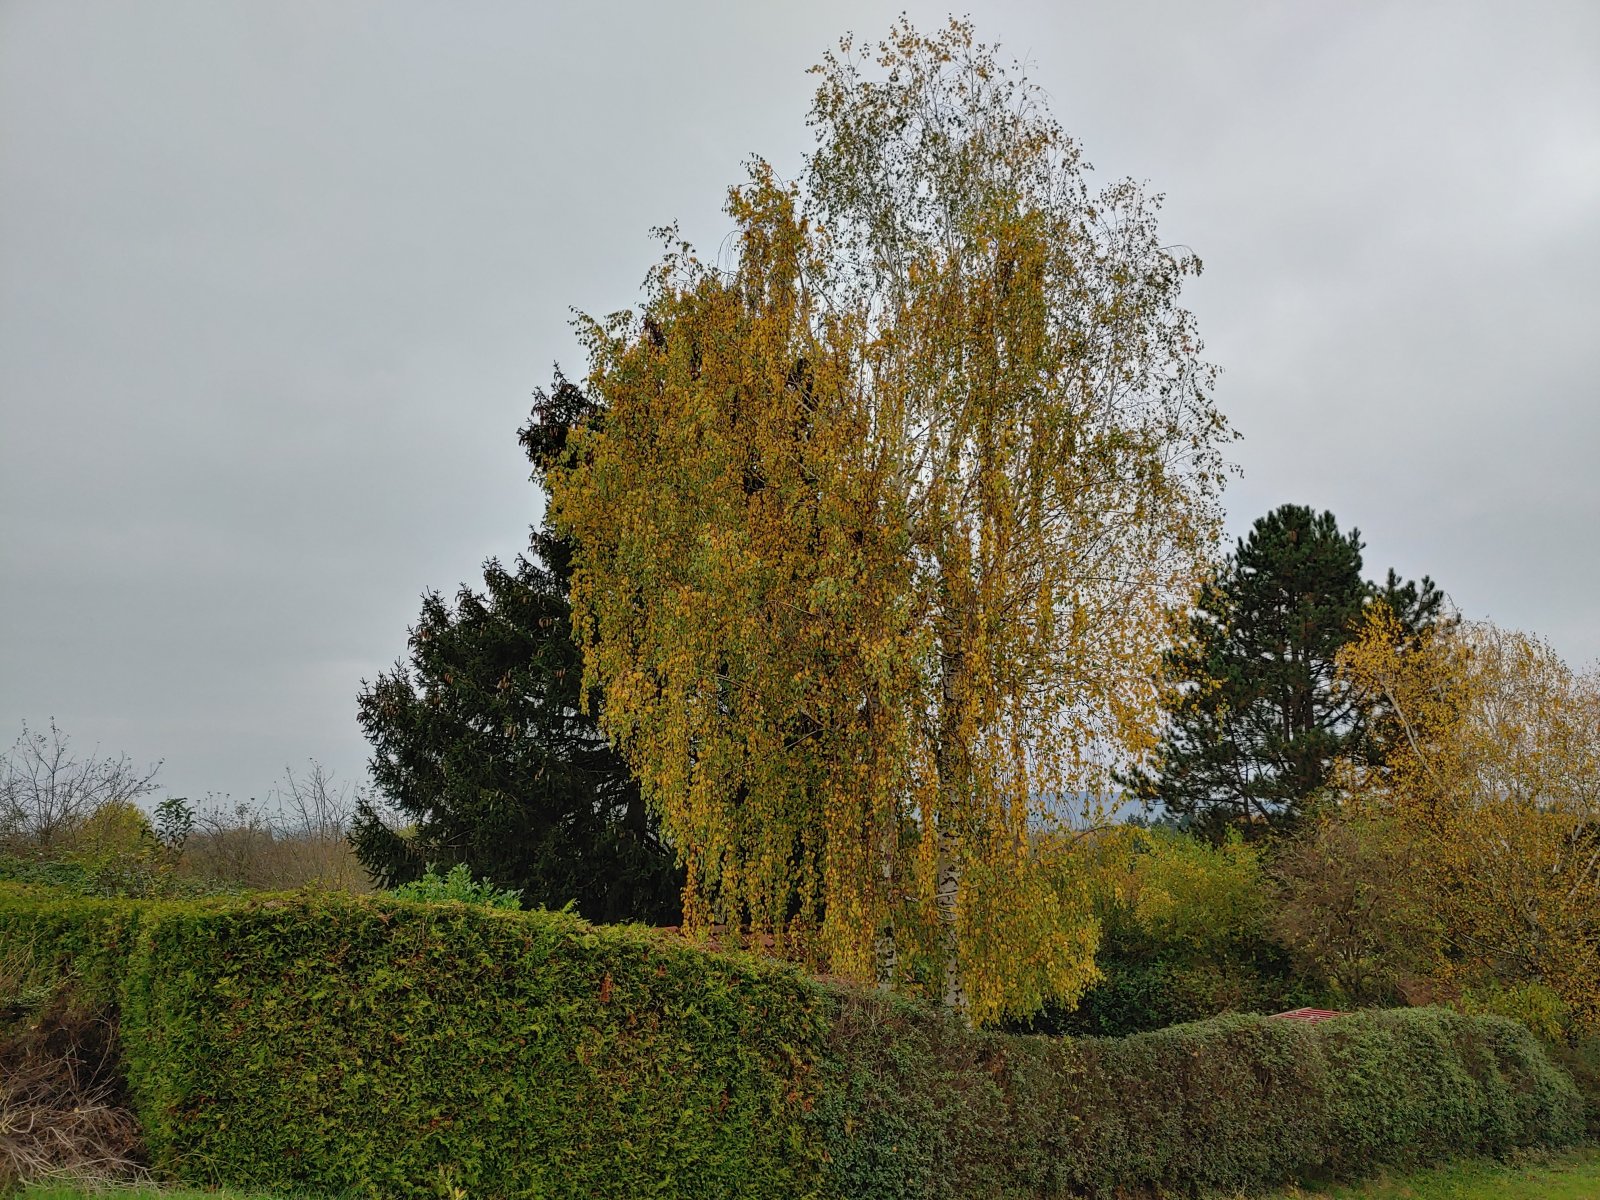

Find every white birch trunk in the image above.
[935,827,968,1020]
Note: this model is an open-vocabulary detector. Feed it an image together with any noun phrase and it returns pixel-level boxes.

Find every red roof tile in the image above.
[1270,1007,1346,1023]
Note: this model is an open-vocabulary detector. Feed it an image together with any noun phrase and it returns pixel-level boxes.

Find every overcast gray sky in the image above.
[3,1,1596,808]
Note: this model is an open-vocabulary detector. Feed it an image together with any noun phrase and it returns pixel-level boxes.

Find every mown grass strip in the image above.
[18,1146,1600,1200]
[1271,1145,1600,1199]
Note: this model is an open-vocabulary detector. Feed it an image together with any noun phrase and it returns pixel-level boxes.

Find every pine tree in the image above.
[350,375,681,923]
[1121,504,1445,840]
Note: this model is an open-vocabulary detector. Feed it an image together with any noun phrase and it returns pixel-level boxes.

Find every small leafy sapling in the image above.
[390,862,524,910]
[154,795,194,854]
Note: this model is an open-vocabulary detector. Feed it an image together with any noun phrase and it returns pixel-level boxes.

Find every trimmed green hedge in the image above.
[820,994,1584,1199]
[0,888,148,1017]
[1,885,1585,1199]
[3,887,825,1198]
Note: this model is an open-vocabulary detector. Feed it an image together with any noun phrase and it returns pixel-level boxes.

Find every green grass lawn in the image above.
[1269,1146,1600,1199]
[18,1148,1600,1200]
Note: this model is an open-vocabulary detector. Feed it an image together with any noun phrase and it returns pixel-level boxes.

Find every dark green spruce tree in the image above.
[1120,504,1446,841]
[351,373,682,923]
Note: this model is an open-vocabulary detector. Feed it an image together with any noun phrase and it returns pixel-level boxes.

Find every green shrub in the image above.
[0,886,147,1015]
[2,887,826,1199]
[0,852,239,902]
[1452,979,1600,1141]
[1031,948,1319,1037]
[819,997,1582,1200]
[389,861,523,909]
[1021,827,1324,1038]
[1548,1034,1600,1140]
[0,858,96,894]
[0,885,1585,1200]
[1456,979,1570,1042]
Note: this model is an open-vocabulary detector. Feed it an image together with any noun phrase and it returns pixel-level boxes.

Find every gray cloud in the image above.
[3,0,1596,805]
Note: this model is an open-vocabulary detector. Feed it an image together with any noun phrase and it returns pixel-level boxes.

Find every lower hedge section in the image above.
[0,886,1585,1198]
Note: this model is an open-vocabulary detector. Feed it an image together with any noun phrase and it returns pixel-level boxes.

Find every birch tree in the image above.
[550,19,1231,1024]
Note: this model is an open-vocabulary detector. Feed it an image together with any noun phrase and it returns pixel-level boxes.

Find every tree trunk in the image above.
[932,519,974,1023]
[935,826,967,1019]
[873,918,898,990]
[874,809,899,989]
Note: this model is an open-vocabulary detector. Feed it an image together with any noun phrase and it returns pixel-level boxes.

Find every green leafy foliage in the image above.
[352,373,681,925]
[823,996,1583,1200]
[152,797,193,853]
[1,886,825,1199]
[0,853,237,902]
[1547,1034,1600,1140]
[0,884,1584,1200]
[1024,828,1317,1036]
[1269,815,1444,1008]
[389,862,523,909]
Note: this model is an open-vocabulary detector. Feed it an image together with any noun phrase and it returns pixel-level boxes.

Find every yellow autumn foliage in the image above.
[1337,609,1600,1031]
[549,20,1231,1024]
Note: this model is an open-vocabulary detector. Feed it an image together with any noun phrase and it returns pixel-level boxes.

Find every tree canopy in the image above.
[1121,503,1445,840]
[547,19,1232,1023]
[351,377,681,924]
[1336,612,1600,1031]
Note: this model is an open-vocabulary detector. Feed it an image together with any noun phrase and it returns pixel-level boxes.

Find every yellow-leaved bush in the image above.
[1337,609,1600,1032]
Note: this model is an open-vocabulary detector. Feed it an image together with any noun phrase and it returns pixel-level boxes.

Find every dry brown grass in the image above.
[177,762,375,893]
[0,949,144,1191]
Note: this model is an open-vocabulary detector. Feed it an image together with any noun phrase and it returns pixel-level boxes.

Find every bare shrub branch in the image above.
[0,720,161,851]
